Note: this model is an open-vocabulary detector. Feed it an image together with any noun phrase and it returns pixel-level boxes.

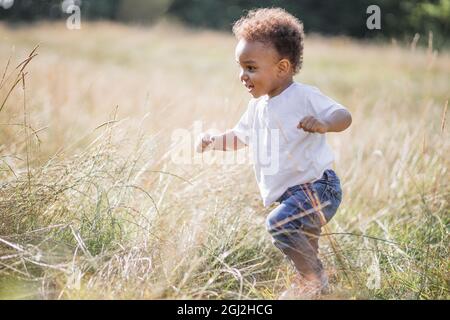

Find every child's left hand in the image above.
[297,116,329,134]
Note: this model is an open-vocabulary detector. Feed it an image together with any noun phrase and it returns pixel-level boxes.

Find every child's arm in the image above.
[298,109,352,133]
[196,130,247,153]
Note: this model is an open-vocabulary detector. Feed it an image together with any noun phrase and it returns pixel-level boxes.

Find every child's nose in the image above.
[240,71,249,82]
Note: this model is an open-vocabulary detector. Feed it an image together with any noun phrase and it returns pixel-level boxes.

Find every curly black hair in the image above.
[232,8,304,74]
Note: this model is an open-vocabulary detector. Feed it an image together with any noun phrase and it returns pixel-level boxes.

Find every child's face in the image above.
[235,39,284,98]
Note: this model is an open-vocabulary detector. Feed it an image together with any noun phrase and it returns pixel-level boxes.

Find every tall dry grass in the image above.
[0,21,448,299]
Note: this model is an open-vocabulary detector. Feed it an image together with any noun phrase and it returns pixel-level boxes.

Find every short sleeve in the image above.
[232,100,256,146]
[307,87,348,120]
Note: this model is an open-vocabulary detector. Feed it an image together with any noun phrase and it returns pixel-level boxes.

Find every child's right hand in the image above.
[196,133,215,153]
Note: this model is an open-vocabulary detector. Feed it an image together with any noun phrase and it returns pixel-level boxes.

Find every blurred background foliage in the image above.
[0,0,448,47]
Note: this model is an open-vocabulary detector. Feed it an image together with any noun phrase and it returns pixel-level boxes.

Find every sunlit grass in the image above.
[0,21,448,299]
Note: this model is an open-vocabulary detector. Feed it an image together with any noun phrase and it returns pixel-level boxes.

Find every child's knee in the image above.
[265,208,279,233]
[265,206,291,234]
[265,214,279,232]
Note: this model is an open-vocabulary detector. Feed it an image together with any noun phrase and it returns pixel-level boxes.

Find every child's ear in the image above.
[277,59,291,76]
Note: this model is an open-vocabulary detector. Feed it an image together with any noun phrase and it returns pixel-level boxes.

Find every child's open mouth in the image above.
[245,84,254,92]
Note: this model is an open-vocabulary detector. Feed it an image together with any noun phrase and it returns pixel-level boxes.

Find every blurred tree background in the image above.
[0,0,448,47]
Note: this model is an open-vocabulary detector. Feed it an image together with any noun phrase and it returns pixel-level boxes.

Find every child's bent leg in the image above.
[266,202,324,278]
[266,170,343,283]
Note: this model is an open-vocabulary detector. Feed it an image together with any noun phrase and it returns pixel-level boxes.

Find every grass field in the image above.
[0,21,449,299]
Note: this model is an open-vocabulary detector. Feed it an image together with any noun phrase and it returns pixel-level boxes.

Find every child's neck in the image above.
[267,77,294,98]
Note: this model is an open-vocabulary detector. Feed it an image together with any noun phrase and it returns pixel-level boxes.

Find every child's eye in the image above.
[247,66,256,72]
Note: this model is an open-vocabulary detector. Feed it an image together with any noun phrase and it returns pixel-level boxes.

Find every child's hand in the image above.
[196,133,215,153]
[297,116,329,134]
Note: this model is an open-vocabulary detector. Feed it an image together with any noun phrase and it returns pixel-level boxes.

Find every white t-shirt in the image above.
[232,82,347,207]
